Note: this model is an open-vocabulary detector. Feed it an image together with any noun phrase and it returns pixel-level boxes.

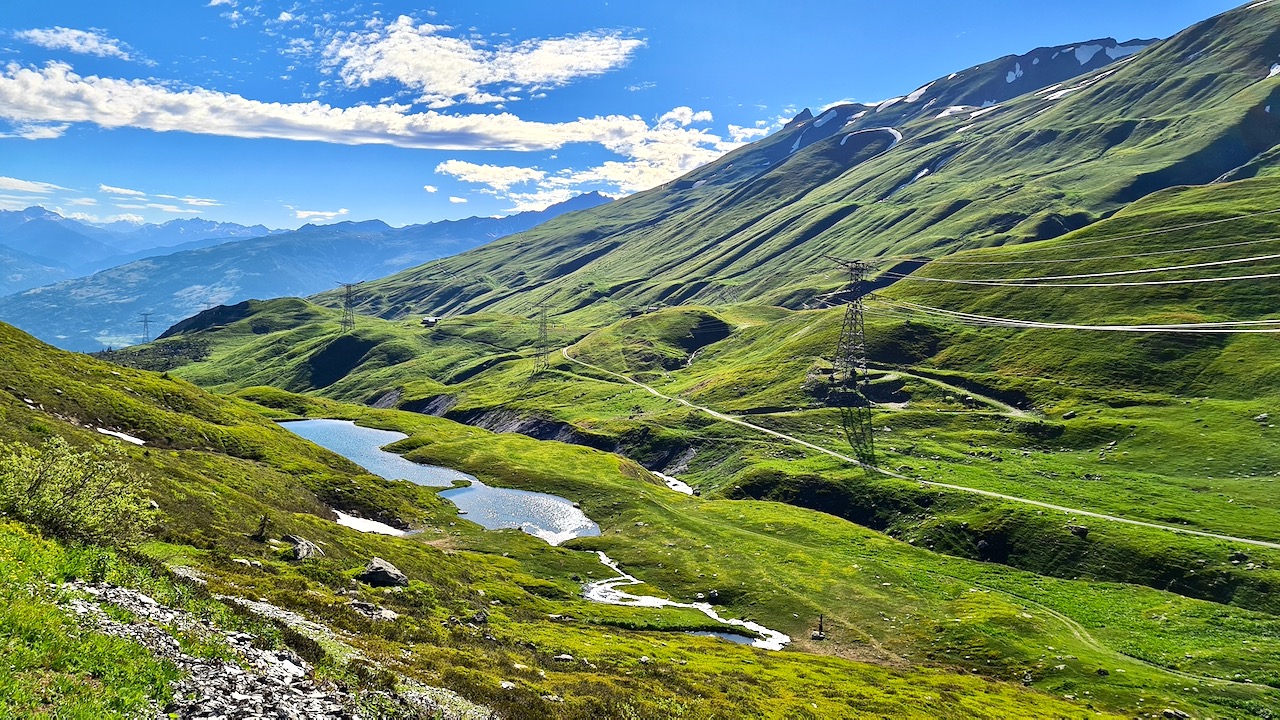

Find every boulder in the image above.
[282,534,324,561]
[357,557,408,587]
[1162,710,1190,720]
[1067,525,1089,539]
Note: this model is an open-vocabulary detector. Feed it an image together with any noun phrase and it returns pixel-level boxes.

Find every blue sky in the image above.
[0,0,1245,228]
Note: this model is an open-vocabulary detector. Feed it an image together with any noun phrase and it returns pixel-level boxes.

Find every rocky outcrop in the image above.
[59,580,492,720]
[357,557,409,587]
[282,534,324,561]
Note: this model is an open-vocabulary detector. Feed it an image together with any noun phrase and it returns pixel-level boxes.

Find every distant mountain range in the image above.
[0,192,609,351]
[0,207,284,295]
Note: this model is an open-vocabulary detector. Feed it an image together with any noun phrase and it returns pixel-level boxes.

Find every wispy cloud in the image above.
[435,160,545,190]
[448,196,468,204]
[290,206,349,220]
[323,16,644,107]
[0,176,67,194]
[58,209,145,225]
[155,193,221,207]
[98,183,146,197]
[14,27,145,64]
[0,63,749,211]
[0,121,69,140]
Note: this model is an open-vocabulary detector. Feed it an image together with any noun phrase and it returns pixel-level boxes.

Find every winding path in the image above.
[561,348,1280,551]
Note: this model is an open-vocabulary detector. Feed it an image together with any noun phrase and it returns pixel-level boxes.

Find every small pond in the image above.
[280,419,600,545]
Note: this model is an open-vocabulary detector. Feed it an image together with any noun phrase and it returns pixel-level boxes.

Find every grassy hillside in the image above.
[5,320,1178,718]
[307,1,1280,326]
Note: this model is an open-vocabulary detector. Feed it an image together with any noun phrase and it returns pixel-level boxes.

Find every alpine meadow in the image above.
[3,1,1280,718]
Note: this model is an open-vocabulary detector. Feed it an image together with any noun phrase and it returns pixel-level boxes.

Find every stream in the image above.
[280,418,791,650]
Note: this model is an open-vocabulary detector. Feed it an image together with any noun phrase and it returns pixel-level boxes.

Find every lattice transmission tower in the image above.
[532,302,551,376]
[139,312,153,343]
[823,256,877,467]
[338,282,358,333]
[824,256,875,391]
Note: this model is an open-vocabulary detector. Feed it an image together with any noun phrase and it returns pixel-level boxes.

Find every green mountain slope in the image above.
[323,1,1280,323]
[12,317,1280,717]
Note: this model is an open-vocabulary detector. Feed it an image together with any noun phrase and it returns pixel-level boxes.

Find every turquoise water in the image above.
[281,419,600,545]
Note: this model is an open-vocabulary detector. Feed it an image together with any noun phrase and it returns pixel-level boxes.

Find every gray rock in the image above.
[1162,710,1190,720]
[282,534,324,561]
[1067,524,1089,539]
[357,557,408,587]
[552,653,574,662]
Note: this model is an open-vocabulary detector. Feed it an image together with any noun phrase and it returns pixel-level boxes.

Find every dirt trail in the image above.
[561,348,1280,551]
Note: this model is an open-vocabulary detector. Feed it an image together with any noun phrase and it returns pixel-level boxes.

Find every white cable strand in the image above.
[947,207,1280,257]
[881,270,1280,288]
[898,252,1280,283]
[910,235,1280,266]
[868,296,1280,333]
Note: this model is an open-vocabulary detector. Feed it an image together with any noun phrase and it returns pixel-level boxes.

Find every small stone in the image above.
[552,653,575,662]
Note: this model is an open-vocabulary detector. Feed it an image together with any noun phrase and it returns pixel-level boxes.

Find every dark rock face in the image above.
[358,557,409,587]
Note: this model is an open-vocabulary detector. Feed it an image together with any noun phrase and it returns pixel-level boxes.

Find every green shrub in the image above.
[0,438,153,547]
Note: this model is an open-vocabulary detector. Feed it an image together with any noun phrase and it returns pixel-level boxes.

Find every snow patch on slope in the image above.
[333,510,407,537]
[905,82,934,103]
[813,109,839,127]
[876,97,904,112]
[97,428,145,446]
[1006,62,1024,83]
[1106,43,1148,60]
[1076,44,1105,65]
[1270,64,1280,79]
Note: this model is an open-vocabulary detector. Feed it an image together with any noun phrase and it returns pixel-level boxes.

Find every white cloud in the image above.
[207,0,236,5]
[435,159,545,190]
[658,107,713,127]
[155,193,221,207]
[277,12,294,22]
[728,124,769,143]
[323,16,644,107]
[423,184,438,193]
[502,188,580,213]
[0,194,44,211]
[58,209,144,224]
[98,183,146,197]
[0,176,67,194]
[291,206,348,220]
[145,202,200,214]
[0,63,754,206]
[0,63,740,166]
[448,196,468,204]
[65,197,98,206]
[0,121,69,139]
[15,27,140,63]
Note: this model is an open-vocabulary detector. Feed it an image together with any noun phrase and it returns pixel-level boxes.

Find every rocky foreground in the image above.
[60,579,493,720]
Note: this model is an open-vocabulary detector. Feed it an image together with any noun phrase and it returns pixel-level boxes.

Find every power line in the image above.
[881,269,1280,288]
[943,206,1280,257]
[896,252,1280,283]
[868,296,1280,333]
[914,235,1280,266]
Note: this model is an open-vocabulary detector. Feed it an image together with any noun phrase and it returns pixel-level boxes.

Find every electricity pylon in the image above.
[338,282,358,333]
[139,312,153,343]
[532,302,550,376]
[823,256,877,467]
